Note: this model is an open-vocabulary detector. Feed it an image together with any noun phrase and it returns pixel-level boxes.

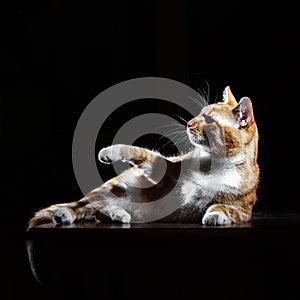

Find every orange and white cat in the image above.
[28,86,259,228]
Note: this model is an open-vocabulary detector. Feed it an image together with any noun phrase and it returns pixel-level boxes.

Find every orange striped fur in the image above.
[28,86,259,228]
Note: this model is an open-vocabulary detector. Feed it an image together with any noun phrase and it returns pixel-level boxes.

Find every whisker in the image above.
[163,132,184,139]
[176,136,189,144]
[213,90,219,103]
[161,127,186,137]
[170,133,189,144]
[156,116,194,152]
[175,115,188,124]
[164,126,186,134]
[161,139,171,149]
[188,95,207,108]
[184,139,192,149]
[156,121,185,130]
[156,123,178,130]
[204,80,210,102]
[196,80,211,105]
[161,131,192,153]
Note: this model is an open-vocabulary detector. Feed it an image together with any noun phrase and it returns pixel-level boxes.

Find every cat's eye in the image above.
[203,114,215,124]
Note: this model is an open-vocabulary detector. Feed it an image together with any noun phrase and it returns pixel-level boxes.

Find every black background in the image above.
[2,0,299,228]
[1,0,299,298]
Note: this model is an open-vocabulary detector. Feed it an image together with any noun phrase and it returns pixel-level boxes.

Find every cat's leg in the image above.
[27,198,100,229]
[28,145,177,229]
[28,196,131,229]
[202,204,252,226]
[99,144,174,181]
[99,144,157,176]
[27,173,134,229]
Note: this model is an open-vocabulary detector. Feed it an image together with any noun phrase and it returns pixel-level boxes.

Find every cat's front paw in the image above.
[110,208,131,223]
[202,211,231,226]
[52,207,76,225]
[100,206,131,223]
[98,145,124,164]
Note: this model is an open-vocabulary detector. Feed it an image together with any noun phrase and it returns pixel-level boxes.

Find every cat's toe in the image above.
[52,208,75,225]
[202,211,231,226]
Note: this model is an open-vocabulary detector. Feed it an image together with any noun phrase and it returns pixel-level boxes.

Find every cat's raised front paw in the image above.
[202,211,231,226]
[98,145,124,164]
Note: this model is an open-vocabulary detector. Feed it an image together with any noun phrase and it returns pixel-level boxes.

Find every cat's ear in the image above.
[232,97,253,127]
[222,86,238,106]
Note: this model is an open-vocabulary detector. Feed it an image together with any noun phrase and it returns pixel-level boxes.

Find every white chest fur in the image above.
[180,163,242,207]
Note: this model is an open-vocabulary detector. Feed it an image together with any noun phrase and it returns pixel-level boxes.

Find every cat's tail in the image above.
[27,208,54,230]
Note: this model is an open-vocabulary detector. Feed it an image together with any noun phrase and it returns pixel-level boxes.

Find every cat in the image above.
[28,86,260,228]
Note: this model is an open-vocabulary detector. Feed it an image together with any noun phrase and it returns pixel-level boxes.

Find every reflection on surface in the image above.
[27,221,255,290]
[25,218,300,299]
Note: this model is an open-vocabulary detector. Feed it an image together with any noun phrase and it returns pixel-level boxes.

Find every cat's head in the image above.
[187,86,258,156]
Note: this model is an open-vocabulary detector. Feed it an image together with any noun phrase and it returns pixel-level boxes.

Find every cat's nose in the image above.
[187,121,193,128]
[187,119,196,128]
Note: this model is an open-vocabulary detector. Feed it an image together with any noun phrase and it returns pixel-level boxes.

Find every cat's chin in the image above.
[188,132,211,152]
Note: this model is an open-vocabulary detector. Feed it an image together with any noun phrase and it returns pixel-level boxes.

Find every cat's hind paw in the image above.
[27,206,76,230]
[52,207,76,225]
